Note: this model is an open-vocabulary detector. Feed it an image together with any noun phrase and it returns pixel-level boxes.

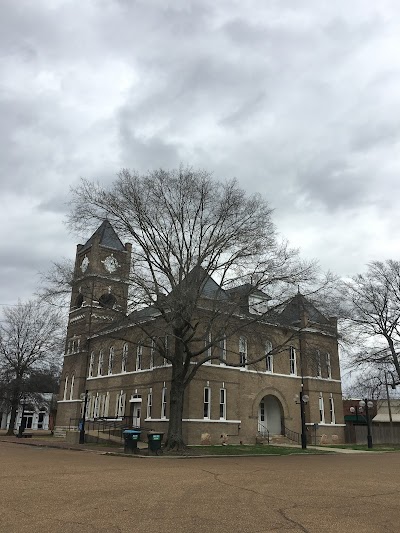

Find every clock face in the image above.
[80,256,89,273]
[102,254,119,273]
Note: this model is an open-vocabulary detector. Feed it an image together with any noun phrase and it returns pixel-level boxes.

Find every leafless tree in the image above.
[0,300,64,435]
[38,259,75,308]
[345,260,400,382]
[65,166,333,449]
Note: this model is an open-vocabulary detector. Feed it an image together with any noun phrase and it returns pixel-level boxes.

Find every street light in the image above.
[79,390,89,445]
[358,399,374,449]
[295,393,309,449]
[18,396,26,438]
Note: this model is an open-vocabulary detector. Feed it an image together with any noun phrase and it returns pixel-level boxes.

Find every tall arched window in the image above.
[239,337,247,368]
[97,350,103,376]
[136,343,142,371]
[63,375,69,401]
[122,344,128,373]
[69,375,75,400]
[88,351,95,377]
[108,346,114,375]
[265,341,273,372]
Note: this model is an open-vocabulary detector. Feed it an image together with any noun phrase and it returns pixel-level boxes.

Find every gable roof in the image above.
[80,220,125,252]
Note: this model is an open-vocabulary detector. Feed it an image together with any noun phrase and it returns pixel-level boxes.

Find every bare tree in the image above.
[38,259,75,308]
[66,166,332,449]
[0,300,64,435]
[345,260,400,382]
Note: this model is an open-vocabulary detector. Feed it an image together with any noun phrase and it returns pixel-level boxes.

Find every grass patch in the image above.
[180,444,331,456]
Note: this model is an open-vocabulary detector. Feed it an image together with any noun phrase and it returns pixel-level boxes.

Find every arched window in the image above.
[265,341,273,372]
[69,375,75,400]
[239,337,247,368]
[219,335,227,365]
[136,343,142,371]
[122,344,128,373]
[63,375,68,401]
[108,347,114,375]
[88,351,95,377]
[97,350,103,376]
[289,346,297,375]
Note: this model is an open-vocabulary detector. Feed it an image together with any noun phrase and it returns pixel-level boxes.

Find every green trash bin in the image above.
[147,431,164,454]
[123,430,141,453]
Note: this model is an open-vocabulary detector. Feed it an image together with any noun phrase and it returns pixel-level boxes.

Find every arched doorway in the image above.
[258,395,284,436]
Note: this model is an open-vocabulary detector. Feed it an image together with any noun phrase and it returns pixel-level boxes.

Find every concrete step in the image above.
[257,434,294,445]
[53,426,67,438]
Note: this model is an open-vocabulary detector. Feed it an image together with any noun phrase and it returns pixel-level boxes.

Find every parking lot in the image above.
[1,441,400,532]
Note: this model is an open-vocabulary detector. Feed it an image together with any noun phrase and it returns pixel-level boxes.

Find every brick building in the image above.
[56,221,345,444]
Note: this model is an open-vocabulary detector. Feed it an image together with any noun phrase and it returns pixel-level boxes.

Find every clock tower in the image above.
[55,220,131,434]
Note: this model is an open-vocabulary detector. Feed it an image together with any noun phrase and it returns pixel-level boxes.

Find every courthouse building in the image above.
[56,221,344,444]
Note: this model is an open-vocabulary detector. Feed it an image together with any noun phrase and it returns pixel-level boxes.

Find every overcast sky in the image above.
[2,0,400,307]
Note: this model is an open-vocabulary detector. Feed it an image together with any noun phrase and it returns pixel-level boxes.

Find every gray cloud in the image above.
[2,0,400,305]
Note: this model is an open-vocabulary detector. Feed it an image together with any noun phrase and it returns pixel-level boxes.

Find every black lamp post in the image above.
[358,399,374,449]
[18,397,26,438]
[359,399,373,449]
[79,390,89,445]
[295,392,309,449]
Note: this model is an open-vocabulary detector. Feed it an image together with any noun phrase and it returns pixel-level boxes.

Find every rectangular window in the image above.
[88,352,94,377]
[108,347,114,375]
[326,353,332,379]
[94,394,99,418]
[104,392,110,417]
[203,387,211,419]
[161,386,167,419]
[239,337,247,368]
[265,341,273,372]
[147,388,153,419]
[122,344,128,373]
[289,346,297,375]
[319,393,325,423]
[219,336,227,365]
[219,388,226,420]
[115,391,125,418]
[329,393,335,424]
[136,343,142,371]
[97,350,103,376]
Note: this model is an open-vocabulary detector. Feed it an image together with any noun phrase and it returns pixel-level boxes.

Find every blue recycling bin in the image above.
[123,430,141,453]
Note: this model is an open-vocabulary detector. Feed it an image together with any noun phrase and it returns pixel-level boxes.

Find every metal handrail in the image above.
[68,416,145,444]
[257,422,270,444]
[283,425,301,444]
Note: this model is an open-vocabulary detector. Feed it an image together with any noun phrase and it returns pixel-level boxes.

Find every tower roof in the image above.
[277,292,330,326]
[80,220,125,252]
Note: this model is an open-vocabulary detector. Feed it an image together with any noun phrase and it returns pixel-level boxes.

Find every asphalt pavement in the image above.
[1,439,400,532]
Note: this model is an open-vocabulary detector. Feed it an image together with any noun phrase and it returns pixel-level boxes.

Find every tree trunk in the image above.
[164,370,186,451]
[387,337,400,382]
[6,400,18,436]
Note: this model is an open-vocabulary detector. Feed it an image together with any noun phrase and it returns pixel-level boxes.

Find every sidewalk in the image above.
[269,443,373,454]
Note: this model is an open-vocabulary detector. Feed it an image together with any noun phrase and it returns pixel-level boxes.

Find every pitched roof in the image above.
[277,292,330,326]
[225,283,269,299]
[80,220,125,252]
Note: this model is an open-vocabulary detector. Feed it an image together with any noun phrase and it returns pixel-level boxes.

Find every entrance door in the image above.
[258,395,283,436]
[130,401,142,427]
[22,413,33,429]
